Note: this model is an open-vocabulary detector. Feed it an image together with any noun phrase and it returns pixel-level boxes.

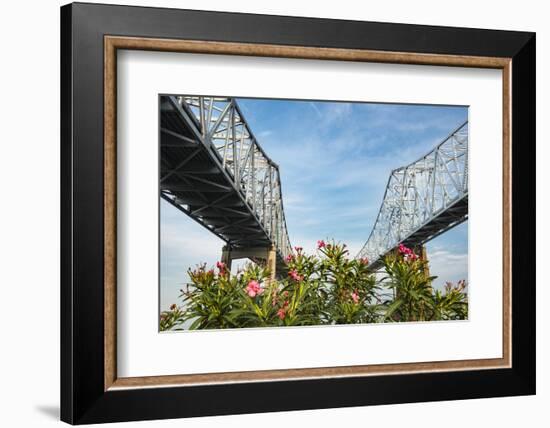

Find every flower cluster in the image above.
[216,261,227,274]
[444,279,467,294]
[277,299,290,320]
[398,243,419,262]
[245,280,263,297]
[288,269,303,281]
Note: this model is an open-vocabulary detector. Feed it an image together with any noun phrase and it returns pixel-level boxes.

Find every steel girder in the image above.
[160,95,293,263]
[357,122,469,269]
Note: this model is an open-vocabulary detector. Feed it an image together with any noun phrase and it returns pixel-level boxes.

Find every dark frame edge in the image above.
[61,3,74,425]
[510,33,536,394]
[60,2,536,424]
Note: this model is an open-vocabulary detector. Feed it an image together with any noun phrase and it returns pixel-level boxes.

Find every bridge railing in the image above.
[178,96,293,260]
[357,121,468,265]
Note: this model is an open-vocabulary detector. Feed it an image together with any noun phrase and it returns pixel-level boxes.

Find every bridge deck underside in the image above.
[160,97,286,271]
[369,195,468,271]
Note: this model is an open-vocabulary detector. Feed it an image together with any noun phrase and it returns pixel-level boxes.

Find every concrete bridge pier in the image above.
[414,244,431,280]
[221,245,277,280]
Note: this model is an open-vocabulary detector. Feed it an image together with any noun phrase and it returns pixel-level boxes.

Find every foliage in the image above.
[432,280,468,320]
[177,262,242,330]
[381,245,468,322]
[159,304,186,331]
[318,242,380,324]
[160,241,469,331]
[382,249,435,322]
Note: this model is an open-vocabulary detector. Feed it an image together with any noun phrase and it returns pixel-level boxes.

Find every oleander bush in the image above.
[160,241,468,331]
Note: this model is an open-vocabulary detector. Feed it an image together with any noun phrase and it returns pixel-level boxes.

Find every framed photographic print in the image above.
[60,2,536,424]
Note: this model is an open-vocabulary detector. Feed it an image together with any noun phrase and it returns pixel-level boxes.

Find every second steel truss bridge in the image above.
[357,122,469,269]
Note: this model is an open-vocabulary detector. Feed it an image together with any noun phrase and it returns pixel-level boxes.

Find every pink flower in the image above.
[285,254,294,263]
[277,308,286,320]
[351,291,359,304]
[216,261,226,273]
[398,244,418,261]
[245,280,263,298]
[317,240,326,249]
[294,246,303,253]
[288,270,303,281]
[398,243,411,255]
[360,257,369,265]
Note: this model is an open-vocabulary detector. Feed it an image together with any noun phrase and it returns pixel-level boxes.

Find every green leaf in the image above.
[384,299,404,321]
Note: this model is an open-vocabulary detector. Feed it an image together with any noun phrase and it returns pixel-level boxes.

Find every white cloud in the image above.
[426,248,468,290]
[308,102,322,117]
[160,202,227,309]
[161,219,222,265]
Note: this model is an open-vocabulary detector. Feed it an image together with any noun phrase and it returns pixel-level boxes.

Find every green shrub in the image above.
[160,241,468,331]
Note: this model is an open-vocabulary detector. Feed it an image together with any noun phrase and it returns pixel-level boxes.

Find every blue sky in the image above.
[160,98,468,310]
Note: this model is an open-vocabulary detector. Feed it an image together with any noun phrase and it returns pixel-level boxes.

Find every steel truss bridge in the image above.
[357,122,469,269]
[160,95,292,276]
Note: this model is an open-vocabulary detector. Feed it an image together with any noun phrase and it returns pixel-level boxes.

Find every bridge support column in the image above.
[220,245,277,280]
[266,246,277,282]
[221,245,233,272]
[418,245,430,280]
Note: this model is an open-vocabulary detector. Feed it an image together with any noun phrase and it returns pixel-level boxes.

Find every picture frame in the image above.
[60,2,535,424]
